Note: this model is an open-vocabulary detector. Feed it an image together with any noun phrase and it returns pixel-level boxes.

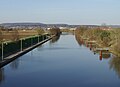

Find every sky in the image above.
[0,0,120,25]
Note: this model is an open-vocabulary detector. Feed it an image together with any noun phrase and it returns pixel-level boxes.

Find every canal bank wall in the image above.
[0,35,55,68]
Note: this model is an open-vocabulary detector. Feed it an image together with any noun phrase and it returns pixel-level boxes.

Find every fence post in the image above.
[42,35,44,40]
[38,35,39,43]
[2,42,4,60]
[21,39,22,51]
[31,37,33,46]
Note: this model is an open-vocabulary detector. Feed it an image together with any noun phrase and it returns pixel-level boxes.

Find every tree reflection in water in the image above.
[0,68,5,84]
[50,35,60,44]
[75,32,120,78]
[109,55,120,78]
[37,45,44,52]
[10,59,20,70]
[95,51,111,61]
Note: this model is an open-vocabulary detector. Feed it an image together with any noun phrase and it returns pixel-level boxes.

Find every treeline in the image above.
[0,26,45,42]
[0,26,61,43]
[0,26,49,59]
[48,27,61,36]
[75,26,120,56]
[0,26,62,59]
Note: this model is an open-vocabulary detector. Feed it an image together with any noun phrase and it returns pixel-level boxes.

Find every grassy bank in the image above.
[0,34,48,60]
[75,27,120,57]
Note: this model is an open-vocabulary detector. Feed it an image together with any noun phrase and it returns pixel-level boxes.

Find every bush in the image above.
[48,27,61,36]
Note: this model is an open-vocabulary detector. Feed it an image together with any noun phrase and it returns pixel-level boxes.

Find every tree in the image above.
[48,27,61,36]
[99,31,111,46]
[11,29,19,41]
[101,23,107,27]
[0,29,3,43]
[83,29,95,40]
[0,26,5,30]
[75,26,88,36]
[100,31,110,41]
[0,26,4,42]
[36,28,45,35]
[112,40,120,55]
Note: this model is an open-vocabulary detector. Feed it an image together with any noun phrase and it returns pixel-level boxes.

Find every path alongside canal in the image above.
[0,35,55,68]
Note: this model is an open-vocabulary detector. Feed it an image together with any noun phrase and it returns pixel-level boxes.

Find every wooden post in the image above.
[86,42,88,47]
[99,51,102,61]
[90,43,92,50]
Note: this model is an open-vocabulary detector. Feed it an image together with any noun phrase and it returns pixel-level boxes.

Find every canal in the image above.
[0,34,120,87]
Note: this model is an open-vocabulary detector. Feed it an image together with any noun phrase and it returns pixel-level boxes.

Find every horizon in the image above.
[0,0,120,25]
[1,22,120,25]
[1,22,120,26]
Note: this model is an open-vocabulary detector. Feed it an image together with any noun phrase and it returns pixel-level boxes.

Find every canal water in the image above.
[0,34,120,87]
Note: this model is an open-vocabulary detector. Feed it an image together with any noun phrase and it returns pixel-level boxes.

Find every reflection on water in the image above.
[50,35,60,43]
[94,51,111,61]
[109,56,120,78]
[10,59,20,70]
[75,33,111,60]
[36,35,61,52]
[75,33,120,78]
[37,45,44,52]
[0,33,120,87]
[0,68,4,84]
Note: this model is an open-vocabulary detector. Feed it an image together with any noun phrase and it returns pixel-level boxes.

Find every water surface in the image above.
[0,34,120,87]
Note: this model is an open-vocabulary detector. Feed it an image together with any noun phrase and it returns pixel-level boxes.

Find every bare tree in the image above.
[0,29,3,43]
[36,28,45,35]
[11,29,19,41]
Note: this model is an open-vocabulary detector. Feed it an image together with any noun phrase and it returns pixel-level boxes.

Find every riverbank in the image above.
[0,35,55,68]
[86,40,120,57]
[80,36,120,58]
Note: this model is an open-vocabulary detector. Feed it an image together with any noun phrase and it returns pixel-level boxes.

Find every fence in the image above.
[0,34,48,60]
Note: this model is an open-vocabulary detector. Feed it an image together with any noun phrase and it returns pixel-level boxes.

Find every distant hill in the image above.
[108,25,120,28]
[0,22,79,28]
[1,23,120,28]
[0,23,46,27]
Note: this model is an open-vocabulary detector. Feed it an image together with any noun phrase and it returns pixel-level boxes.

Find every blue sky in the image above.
[0,0,120,25]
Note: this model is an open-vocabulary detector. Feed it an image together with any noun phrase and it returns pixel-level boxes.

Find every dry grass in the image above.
[1,29,38,41]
